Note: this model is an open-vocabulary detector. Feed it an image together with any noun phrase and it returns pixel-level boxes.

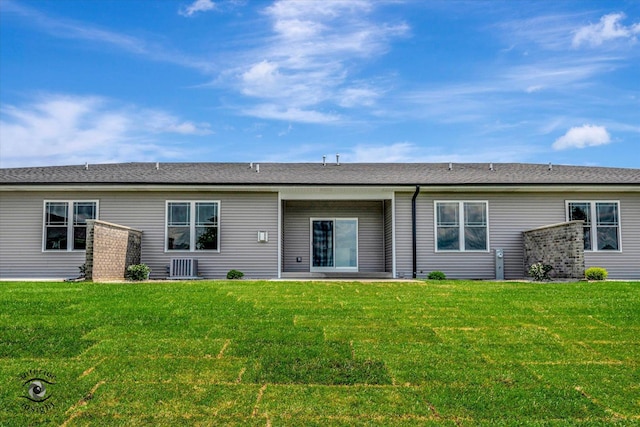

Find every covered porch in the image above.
[279,193,395,279]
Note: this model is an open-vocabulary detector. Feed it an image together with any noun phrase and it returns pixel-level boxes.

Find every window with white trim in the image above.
[435,201,488,251]
[166,201,219,251]
[43,201,98,251]
[567,201,620,251]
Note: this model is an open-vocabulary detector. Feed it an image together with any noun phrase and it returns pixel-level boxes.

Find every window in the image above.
[567,201,620,251]
[166,201,219,251]
[43,201,97,251]
[435,201,488,251]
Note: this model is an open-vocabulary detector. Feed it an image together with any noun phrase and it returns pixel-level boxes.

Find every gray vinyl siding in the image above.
[0,190,279,279]
[0,191,87,279]
[282,200,385,273]
[2,188,638,280]
[394,191,640,280]
[384,199,393,273]
[582,194,639,280]
[394,192,414,279]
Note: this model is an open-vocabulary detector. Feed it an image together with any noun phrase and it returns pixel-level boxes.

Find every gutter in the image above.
[411,185,421,279]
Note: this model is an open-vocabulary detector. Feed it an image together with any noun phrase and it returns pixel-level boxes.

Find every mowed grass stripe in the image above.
[0,280,638,425]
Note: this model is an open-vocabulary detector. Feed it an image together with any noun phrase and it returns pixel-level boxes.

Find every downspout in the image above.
[411,185,421,279]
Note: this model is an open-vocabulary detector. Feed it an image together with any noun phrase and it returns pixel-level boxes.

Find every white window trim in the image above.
[165,200,221,253]
[42,200,99,252]
[565,200,622,252]
[434,201,490,253]
[309,217,359,272]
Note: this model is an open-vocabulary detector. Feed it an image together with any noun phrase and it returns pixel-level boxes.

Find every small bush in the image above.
[427,271,446,280]
[585,267,608,281]
[227,269,244,280]
[528,262,553,281]
[127,264,150,281]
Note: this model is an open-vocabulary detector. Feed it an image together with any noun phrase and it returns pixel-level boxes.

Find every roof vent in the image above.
[448,162,453,171]
[548,162,553,171]
[249,162,253,169]
[155,162,160,170]
[336,153,340,166]
[255,164,260,173]
[84,162,89,170]
[322,155,326,166]
[489,163,494,171]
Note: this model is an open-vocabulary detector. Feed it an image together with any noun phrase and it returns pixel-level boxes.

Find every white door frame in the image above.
[309,218,359,272]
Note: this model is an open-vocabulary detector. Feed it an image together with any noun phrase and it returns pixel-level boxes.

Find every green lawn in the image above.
[1,280,638,426]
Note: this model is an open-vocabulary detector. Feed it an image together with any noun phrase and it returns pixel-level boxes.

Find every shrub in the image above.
[585,267,608,281]
[528,262,553,281]
[427,271,446,280]
[126,264,150,281]
[226,269,244,280]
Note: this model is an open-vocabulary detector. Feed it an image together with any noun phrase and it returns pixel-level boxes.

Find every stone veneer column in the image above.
[85,220,143,281]
[522,220,585,279]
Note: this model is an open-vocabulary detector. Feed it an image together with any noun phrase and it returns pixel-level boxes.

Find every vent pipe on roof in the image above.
[255,164,260,173]
[155,162,160,170]
[249,162,253,169]
[489,163,494,171]
[548,162,553,171]
[336,153,340,166]
[85,162,89,170]
[322,155,326,166]
[448,162,453,171]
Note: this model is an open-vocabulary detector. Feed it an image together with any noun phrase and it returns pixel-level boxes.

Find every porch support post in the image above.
[411,185,421,279]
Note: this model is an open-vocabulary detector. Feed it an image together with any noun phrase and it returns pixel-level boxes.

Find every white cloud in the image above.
[573,13,640,47]
[498,12,640,51]
[338,87,380,108]
[6,0,406,124]
[273,18,326,40]
[525,85,544,93]
[503,59,615,92]
[3,1,147,53]
[141,110,211,135]
[241,60,282,97]
[278,123,293,137]
[496,13,580,51]
[0,95,211,167]
[263,0,409,62]
[179,0,217,17]
[241,104,341,124]
[399,54,622,126]
[552,124,611,150]
[351,142,416,162]
[230,0,408,121]
[348,142,538,163]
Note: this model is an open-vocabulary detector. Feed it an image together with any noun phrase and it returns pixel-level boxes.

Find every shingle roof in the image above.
[1,162,639,186]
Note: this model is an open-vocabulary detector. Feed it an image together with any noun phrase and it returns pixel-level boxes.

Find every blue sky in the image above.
[1,0,639,168]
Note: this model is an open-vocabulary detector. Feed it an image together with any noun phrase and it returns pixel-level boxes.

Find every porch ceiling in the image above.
[279,186,395,200]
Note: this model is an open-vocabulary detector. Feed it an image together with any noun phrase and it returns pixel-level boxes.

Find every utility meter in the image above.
[495,249,504,280]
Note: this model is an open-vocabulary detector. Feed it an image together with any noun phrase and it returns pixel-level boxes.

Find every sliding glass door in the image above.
[311,219,358,271]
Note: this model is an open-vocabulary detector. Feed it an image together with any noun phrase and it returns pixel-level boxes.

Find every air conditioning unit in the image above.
[169,258,198,279]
